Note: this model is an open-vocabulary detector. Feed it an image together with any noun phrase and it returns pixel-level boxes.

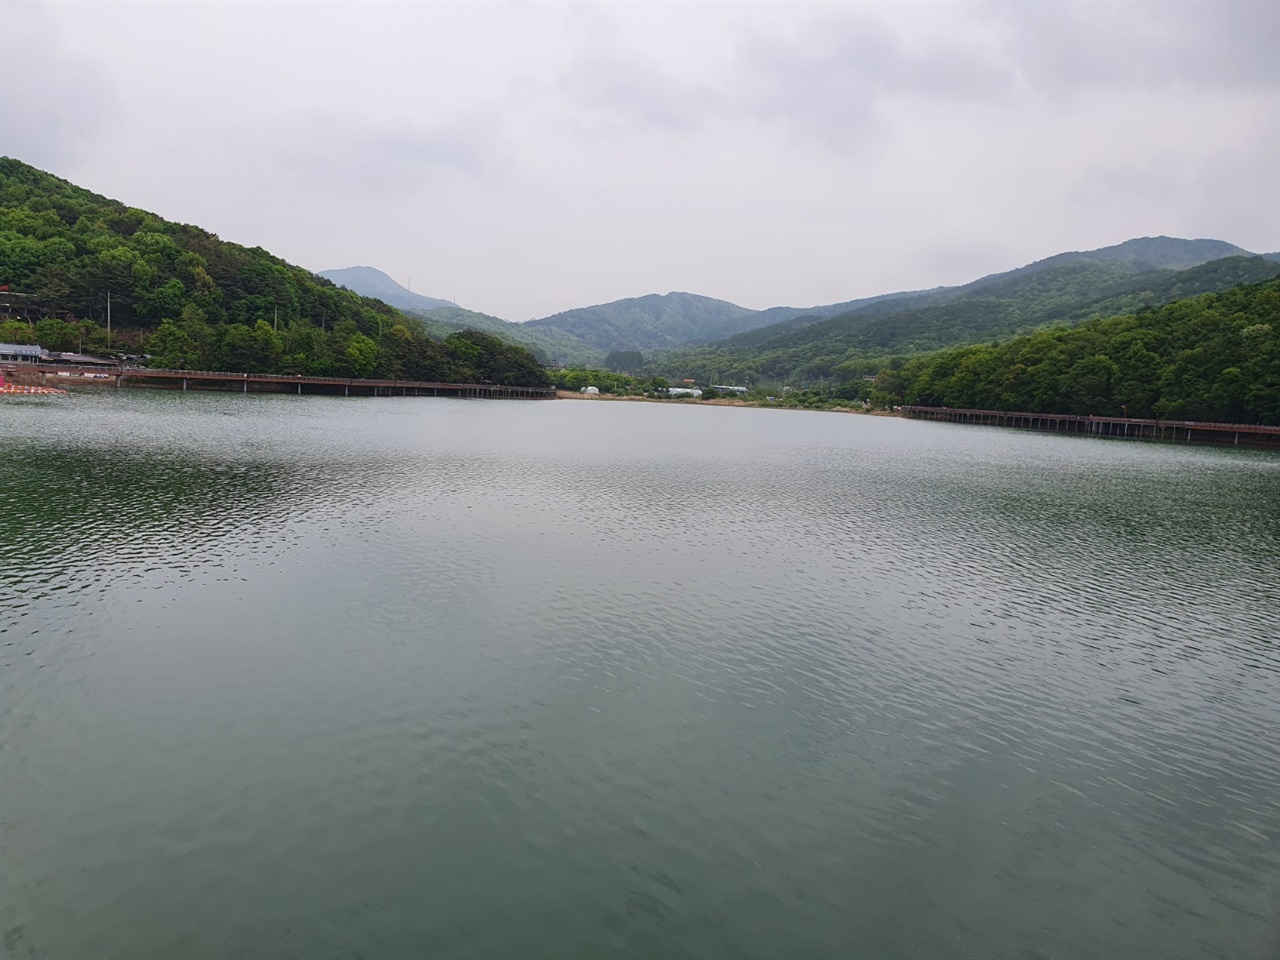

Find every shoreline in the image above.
[555,389,902,416]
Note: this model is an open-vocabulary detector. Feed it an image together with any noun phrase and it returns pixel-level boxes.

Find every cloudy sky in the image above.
[3,1,1277,320]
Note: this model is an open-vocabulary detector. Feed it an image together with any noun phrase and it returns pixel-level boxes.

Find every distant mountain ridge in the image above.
[325,236,1270,368]
[1021,236,1253,272]
[318,266,454,313]
[523,292,761,353]
[652,253,1280,385]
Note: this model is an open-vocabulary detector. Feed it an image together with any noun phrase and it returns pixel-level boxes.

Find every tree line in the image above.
[868,277,1279,423]
[0,159,549,387]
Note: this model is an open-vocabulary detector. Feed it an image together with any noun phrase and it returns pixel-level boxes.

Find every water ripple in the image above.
[2,393,1277,960]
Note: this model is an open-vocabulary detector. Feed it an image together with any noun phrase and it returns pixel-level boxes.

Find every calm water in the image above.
[2,392,1278,960]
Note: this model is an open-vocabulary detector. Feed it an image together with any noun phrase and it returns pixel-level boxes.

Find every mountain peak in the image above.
[318,266,454,312]
[1043,236,1252,273]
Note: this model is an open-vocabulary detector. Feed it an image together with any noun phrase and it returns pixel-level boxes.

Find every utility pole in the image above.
[107,292,111,349]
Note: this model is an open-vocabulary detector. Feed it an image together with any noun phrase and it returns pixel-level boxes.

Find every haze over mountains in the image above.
[318,266,454,313]
[324,236,1280,370]
[5,156,1273,390]
[665,252,1280,386]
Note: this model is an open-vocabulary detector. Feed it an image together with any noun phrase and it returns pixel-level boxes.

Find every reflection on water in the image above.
[2,391,1278,959]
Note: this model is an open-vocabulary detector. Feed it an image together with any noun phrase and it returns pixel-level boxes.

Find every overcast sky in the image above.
[3,1,1277,320]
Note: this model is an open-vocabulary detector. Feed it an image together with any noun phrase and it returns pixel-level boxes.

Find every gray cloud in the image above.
[557,7,726,136]
[561,52,723,135]
[0,2,119,169]
[2,1,1275,319]
[559,9,1016,152]
[267,112,509,198]
[991,1,1279,96]
[738,12,1016,148]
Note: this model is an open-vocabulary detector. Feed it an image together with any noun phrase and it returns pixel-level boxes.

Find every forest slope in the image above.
[654,255,1280,385]
[0,159,549,386]
[875,276,1280,424]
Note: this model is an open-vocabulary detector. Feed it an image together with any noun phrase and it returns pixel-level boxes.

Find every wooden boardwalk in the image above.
[902,406,1280,448]
[7,361,555,400]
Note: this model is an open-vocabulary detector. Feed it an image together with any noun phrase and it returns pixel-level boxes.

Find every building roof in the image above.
[0,343,43,357]
[51,352,117,365]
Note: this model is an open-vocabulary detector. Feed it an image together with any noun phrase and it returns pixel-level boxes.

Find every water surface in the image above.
[2,392,1278,959]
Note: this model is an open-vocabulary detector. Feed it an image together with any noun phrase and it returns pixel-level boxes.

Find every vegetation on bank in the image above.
[552,367,870,411]
[577,277,1279,425]
[0,159,549,386]
[552,368,670,396]
[866,277,1280,423]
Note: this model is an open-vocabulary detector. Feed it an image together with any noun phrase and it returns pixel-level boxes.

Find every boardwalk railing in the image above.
[4,361,556,400]
[901,406,1280,448]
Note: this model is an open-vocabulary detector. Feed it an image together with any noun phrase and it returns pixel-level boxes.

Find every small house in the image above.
[0,343,44,362]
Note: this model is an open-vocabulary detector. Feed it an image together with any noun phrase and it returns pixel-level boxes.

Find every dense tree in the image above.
[147,320,200,369]
[0,158,548,386]
[870,277,1280,424]
[604,350,644,372]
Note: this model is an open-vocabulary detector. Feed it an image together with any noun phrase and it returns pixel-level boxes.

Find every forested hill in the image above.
[523,292,764,354]
[874,275,1280,425]
[653,254,1280,386]
[516,236,1267,365]
[405,306,602,368]
[0,159,549,386]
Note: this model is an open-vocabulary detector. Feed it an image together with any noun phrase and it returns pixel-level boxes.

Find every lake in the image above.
[2,392,1277,959]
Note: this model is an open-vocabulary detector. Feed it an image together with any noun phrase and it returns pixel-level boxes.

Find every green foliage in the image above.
[0,159,547,385]
[873,277,1280,424]
[604,350,644,372]
[410,305,591,367]
[653,256,1280,388]
[525,293,764,361]
[147,320,200,369]
[552,368,668,395]
[344,332,378,378]
[443,331,551,387]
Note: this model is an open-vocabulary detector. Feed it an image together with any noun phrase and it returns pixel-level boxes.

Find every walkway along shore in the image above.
[902,405,1280,449]
[2,361,555,400]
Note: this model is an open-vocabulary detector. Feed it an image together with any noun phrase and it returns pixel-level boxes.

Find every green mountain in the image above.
[523,292,762,356]
[654,254,1280,386]
[0,158,549,386]
[516,237,1265,366]
[403,305,598,367]
[1016,236,1253,273]
[318,265,454,312]
[876,275,1280,424]
[318,267,630,366]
